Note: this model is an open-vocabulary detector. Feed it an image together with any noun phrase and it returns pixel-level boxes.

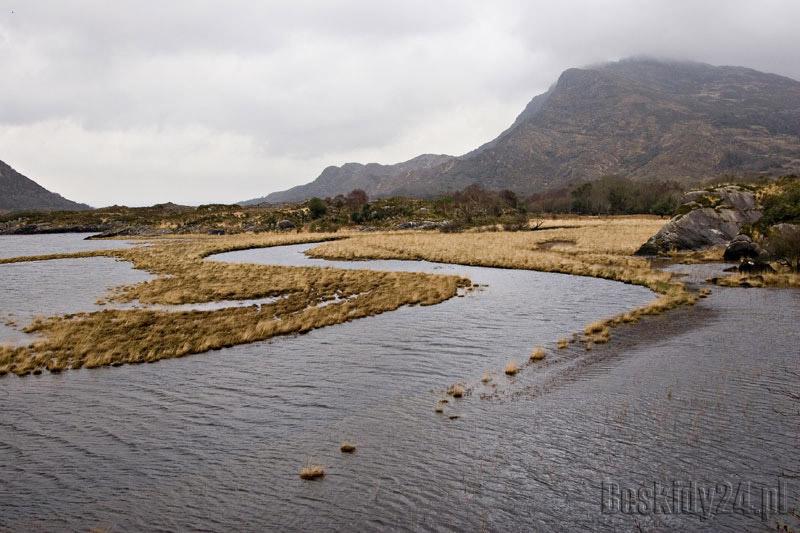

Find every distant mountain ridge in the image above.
[0,160,90,212]
[248,58,800,204]
[243,153,454,205]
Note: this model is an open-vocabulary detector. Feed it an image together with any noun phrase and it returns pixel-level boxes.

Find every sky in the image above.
[0,1,799,206]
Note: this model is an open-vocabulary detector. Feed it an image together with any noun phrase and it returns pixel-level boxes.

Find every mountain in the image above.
[251,58,800,204]
[0,160,90,212]
[243,153,454,205]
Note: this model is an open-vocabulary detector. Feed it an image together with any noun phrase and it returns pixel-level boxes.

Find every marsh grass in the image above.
[711,271,800,288]
[3,218,703,378]
[530,347,546,361]
[299,464,326,480]
[447,384,465,398]
[504,360,520,376]
[1,233,468,376]
[305,219,699,358]
[340,442,356,453]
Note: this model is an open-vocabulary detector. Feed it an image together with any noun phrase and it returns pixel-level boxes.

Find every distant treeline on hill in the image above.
[3,175,797,236]
[525,176,684,216]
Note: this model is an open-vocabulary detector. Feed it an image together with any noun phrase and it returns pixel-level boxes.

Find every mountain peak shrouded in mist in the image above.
[250,58,800,204]
[0,161,90,212]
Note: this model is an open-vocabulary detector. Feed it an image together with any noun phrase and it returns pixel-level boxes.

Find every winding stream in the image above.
[0,236,797,531]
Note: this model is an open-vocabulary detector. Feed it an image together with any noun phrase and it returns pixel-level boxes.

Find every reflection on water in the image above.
[0,237,797,532]
[0,233,135,259]
[0,257,152,344]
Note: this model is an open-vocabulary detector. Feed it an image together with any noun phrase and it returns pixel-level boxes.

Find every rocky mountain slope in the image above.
[252,58,800,204]
[244,154,453,205]
[0,160,90,212]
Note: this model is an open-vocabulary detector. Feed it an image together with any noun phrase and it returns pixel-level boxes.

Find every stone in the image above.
[723,234,765,261]
[636,186,762,254]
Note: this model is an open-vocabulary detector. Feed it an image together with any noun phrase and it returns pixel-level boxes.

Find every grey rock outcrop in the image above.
[723,234,767,261]
[636,186,762,254]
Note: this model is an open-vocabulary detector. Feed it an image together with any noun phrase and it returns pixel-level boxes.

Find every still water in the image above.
[0,236,797,531]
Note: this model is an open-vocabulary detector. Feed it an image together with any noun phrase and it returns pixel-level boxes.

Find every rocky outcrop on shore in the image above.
[636,186,762,254]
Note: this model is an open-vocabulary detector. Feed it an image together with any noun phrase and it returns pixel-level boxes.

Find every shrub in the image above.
[766,224,800,272]
[307,197,328,219]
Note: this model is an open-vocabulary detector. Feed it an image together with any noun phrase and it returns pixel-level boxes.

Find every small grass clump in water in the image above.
[557,338,570,349]
[340,442,356,453]
[481,371,492,383]
[504,360,520,376]
[447,384,465,398]
[530,347,546,361]
[299,464,326,480]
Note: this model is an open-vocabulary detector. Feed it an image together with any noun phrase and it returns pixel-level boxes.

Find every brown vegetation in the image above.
[0,233,468,376]
[2,216,705,379]
[299,465,326,480]
[504,360,520,376]
[530,347,546,361]
[306,218,699,364]
[447,384,465,398]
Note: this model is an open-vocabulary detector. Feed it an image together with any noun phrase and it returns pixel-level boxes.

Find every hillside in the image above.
[244,154,453,205]
[252,58,800,203]
[0,160,90,212]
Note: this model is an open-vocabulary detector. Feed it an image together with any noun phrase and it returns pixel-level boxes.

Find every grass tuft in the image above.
[299,465,326,480]
[504,359,520,376]
[530,346,546,361]
[447,384,465,398]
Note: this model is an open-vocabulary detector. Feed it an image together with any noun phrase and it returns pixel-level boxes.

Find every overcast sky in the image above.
[0,1,798,206]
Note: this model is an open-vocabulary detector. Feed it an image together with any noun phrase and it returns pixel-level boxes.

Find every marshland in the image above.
[1,210,798,531]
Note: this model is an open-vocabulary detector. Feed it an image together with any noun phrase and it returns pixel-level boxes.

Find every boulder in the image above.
[738,259,776,274]
[636,186,761,254]
[276,219,296,230]
[723,234,766,261]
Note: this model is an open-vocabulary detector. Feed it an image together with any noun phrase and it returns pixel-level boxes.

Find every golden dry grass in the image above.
[2,217,702,378]
[0,232,468,376]
[447,383,465,398]
[711,271,800,288]
[530,347,546,361]
[504,359,520,376]
[299,464,325,480]
[306,218,700,365]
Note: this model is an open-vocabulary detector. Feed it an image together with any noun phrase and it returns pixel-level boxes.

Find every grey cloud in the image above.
[0,0,798,205]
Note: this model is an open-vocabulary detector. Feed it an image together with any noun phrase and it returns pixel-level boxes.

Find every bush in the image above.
[766,224,800,272]
[760,179,800,227]
[307,197,327,219]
